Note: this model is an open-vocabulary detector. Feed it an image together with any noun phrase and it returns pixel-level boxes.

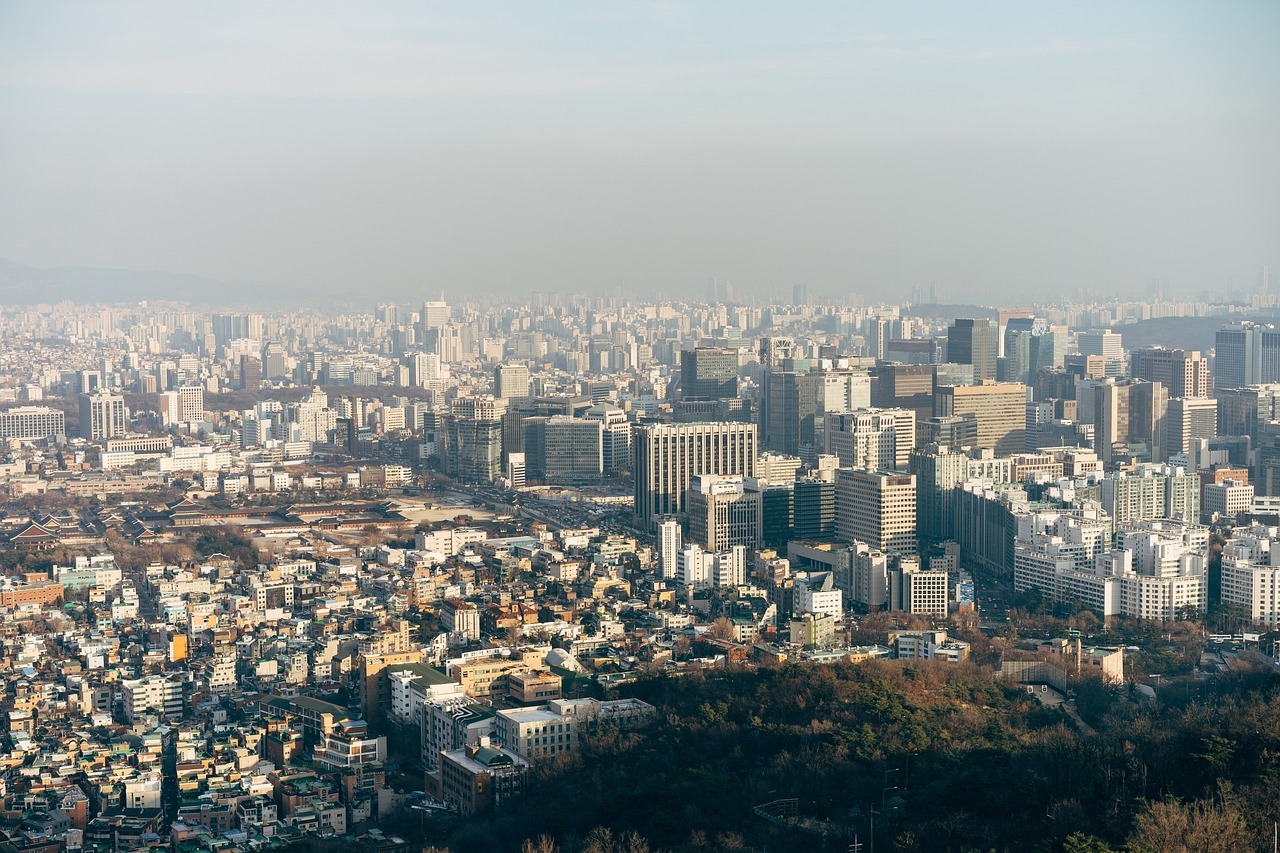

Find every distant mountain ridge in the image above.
[0,257,297,307]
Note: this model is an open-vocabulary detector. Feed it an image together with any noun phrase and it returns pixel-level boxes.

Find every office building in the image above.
[1093,380,1168,464]
[889,559,950,617]
[763,365,871,460]
[159,386,205,426]
[1166,397,1218,460]
[793,571,842,618]
[750,479,795,549]
[834,469,917,555]
[583,403,631,475]
[421,299,450,330]
[263,341,288,380]
[1131,347,1211,398]
[1202,480,1253,523]
[1000,318,1065,385]
[934,382,1027,456]
[686,475,762,551]
[1077,329,1123,360]
[443,417,503,483]
[908,443,970,544]
[1217,384,1280,438]
[824,408,916,471]
[756,451,804,484]
[946,318,998,382]
[80,392,127,441]
[494,364,531,400]
[792,478,835,540]
[680,347,739,400]
[1215,322,1280,390]
[872,364,936,444]
[0,406,65,442]
[658,518,682,579]
[633,422,757,530]
[240,355,262,391]
[522,416,603,484]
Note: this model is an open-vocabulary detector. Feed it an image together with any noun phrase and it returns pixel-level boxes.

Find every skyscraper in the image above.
[946,318,998,382]
[633,422,757,530]
[421,299,449,330]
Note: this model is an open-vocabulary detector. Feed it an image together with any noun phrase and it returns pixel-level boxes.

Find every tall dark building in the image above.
[946,318,998,382]
[793,478,835,540]
[873,363,937,444]
[749,480,795,549]
[240,355,262,391]
[680,347,739,400]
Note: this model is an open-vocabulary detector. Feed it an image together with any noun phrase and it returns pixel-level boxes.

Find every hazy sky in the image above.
[1,2,1277,304]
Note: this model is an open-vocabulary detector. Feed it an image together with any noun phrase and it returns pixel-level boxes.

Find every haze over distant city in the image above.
[1,1,1277,304]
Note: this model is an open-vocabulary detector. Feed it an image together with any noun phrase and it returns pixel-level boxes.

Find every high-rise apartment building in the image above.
[834,469,917,555]
[934,382,1027,456]
[1131,347,1211,398]
[946,319,998,382]
[633,422,757,530]
[79,392,127,441]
